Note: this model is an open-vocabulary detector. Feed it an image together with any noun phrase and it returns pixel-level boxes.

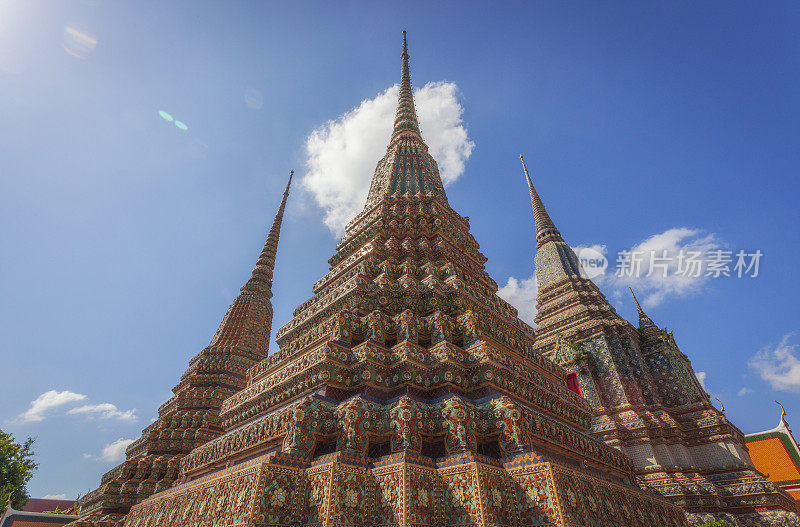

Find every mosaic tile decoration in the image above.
[525,158,800,524]
[71,33,798,527]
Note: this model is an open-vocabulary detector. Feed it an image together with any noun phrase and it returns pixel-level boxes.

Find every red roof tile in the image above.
[21,500,75,514]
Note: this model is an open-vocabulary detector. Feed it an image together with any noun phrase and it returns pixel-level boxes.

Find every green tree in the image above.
[0,429,38,510]
[698,520,734,527]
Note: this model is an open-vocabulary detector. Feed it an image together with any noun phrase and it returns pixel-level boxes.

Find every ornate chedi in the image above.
[120,33,688,527]
[70,173,294,527]
[521,156,800,526]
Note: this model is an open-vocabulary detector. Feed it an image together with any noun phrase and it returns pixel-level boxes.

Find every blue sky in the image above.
[1,1,799,499]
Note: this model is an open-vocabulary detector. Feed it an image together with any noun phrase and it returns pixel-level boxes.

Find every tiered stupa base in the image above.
[126,448,686,527]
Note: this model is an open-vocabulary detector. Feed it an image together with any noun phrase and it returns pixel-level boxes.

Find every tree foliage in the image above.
[0,429,38,510]
[697,520,734,527]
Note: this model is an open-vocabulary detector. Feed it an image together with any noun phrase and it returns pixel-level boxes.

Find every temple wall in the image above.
[622,443,657,468]
[687,441,749,470]
[624,440,751,474]
[125,449,688,527]
[124,455,267,527]
[732,442,754,466]
[654,443,676,466]
[669,443,694,467]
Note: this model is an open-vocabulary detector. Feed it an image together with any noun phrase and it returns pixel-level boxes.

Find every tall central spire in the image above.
[520,155,564,248]
[362,32,446,211]
[391,30,422,141]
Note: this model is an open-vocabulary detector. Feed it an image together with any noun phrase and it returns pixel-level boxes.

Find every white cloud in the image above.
[738,387,753,396]
[42,494,68,500]
[414,82,475,186]
[67,403,137,422]
[498,228,726,326]
[12,390,138,425]
[98,438,135,463]
[696,371,708,391]
[82,453,93,459]
[303,81,474,234]
[749,333,800,392]
[16,390,87,423]
[604,228,725,308]
[497,275,539,326]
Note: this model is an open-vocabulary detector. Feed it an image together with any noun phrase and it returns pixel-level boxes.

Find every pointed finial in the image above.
[242,170,293,294]
[715,397,725,414]
[776,401,788,427]
[284,170,293,195]
[629,288,645,316]
[629,288,659,331]
[520,155,533,188]
[520,155,564,248]
[391,31,422,141]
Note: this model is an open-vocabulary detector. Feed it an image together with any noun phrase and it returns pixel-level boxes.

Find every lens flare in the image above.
[158,110,188,131]
[244,88,264,110]
[62,27,97,59]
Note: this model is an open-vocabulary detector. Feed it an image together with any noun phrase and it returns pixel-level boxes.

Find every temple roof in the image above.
[0,508,77,527]
[19,502,75,515]
[745,403,800,504]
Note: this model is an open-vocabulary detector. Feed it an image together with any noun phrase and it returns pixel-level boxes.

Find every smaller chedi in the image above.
[522,154,799,525]
[70,173,293,526]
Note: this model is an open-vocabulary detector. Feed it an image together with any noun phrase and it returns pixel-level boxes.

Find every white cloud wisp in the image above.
[98,438,136,463]
[498,228,726,325]
[67,403,137,422]
[13,390,137,424]
[696,371,708,391]
[609,228,725,308]
[749,333,800,393]
[16,390,87,423]
[497,275,539,327]
[303,81,474,234]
